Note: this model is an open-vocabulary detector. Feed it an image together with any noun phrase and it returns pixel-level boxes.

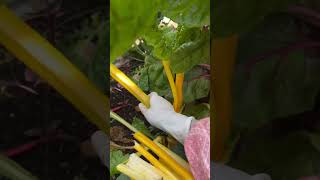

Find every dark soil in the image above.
[110,58,146,149]
[109,56,165,148]
[0,1,108,179]
[0,61,107,180]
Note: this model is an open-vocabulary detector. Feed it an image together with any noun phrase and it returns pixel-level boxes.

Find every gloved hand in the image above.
[139,92,195,144]
[91,131,109,168]
[212,163,271,180]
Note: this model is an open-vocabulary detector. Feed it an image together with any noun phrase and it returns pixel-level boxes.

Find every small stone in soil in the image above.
[110,126,132,144]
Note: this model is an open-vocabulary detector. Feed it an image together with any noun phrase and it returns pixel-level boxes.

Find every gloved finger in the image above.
[252,174,272,180]
[154,94,174,109]
[149,91,173,110]
[149,92,158,96]
[91,131,108,167]
[139,103,148,115]
[149,92,158,100]
[149,92,162,108]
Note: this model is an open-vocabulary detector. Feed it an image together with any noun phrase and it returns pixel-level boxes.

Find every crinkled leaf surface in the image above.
[229,13,320,180]
[233,15,320,131]
[160,0,210,27]
[145,26,210,73]
[183,103,210,119]
[111,0,210,73]
[116,174,130,180]
[110,0,159,61]
[229,130,320,180]
[133,55,171,98]
[133,63,210,103]
[110,150,129,176]
[170,28,210,73]
[57,13,108,92]
[212,0,301,38]
[183,66,210,103]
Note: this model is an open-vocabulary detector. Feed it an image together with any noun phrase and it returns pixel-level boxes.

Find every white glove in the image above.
[139,92,195,144]
[213,163,271,180]
[91,131,109,167]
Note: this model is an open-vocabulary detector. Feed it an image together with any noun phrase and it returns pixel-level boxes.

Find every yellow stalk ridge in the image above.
[110,64,150,108]
[134,141,180,180]
[155,142,189,170]
[162,61,179,112]
[0,5,108,133]
[117,164,145,179]
[175,73,184,112]
[110,111,138,133]
[134,132,194,180]
[212,35,238,162]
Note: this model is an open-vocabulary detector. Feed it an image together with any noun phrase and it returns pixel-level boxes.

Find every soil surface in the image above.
[110,58,146,150]
[0,1,108,179]
[0,61,107,180]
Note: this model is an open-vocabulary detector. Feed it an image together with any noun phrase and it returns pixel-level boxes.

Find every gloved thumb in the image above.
[252,174,271,180]
[91,131,108,168]
[139,103,148,115]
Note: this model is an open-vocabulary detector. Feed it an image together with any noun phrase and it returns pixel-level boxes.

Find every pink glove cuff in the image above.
[184,118,210,180]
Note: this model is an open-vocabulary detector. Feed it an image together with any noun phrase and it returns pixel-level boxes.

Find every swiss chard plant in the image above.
[0,1,108,179]
[110,0,210,179]
[213,0,320,179]
[110,0,210,112]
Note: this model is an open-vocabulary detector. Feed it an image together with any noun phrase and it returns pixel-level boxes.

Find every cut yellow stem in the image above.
[110,111,138,133]
[110,63,150,108]
[162,61,179,112]
[0,5,108,133]
[155,142,189,170]
[0,154,38,180]
[212,35,238,162]
[117,164,145,180]
[175,73,184,112]
[118,153,163,180]
[134,141,180,180]
[112,112,191,179]
[134,132,194,180]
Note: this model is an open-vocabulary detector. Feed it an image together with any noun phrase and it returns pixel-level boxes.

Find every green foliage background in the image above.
[212,1,320,179]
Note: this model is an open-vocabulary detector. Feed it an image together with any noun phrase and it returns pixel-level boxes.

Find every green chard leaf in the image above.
[132,117,154,139]
[183,66,210,103]
[110,0,160,61]
[212,0,301,38]
[183,79,210,103]
[145,26,210,73]
[111,0,210,73]
[116,174,130,180]
[132,56,171,98]
[110,150,129,177]
[183,103,210,119]
[229,130,320,180]
[233,15,320,131]
[133,63,210,103]
[170,27,210,73]
[160,0,210,27]
[57,13,108,92]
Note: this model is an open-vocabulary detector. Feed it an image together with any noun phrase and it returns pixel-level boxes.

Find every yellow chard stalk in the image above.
[117,164,145,180]
[0,5,108,132]
[154,141,189,170]
[117,153,163,180]
[212,35,238,162]
[134,132,194,180]
[134,141,180,180]
[175,73,184,112]
[162,60,179,112]
[110,63,150,108]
